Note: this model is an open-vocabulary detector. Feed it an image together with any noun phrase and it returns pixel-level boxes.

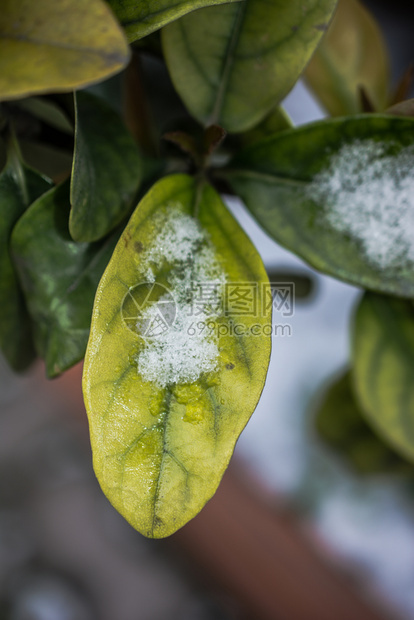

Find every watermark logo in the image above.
[187,282,295,318]
[264,282,295,317]
[121,282,176,337]
[121,281,295,337]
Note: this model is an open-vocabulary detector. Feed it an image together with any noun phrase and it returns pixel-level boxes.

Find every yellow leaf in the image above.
[83,174,271,537]
[305,0,390,115]
[0,0,130,101]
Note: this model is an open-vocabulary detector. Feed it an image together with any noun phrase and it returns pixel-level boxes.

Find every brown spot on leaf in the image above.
[226,363,235,370]
[314,23,328,32]
[134,241,144,253]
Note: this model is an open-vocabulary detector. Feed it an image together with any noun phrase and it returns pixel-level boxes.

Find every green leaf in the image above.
[265,269,315,301]
[70,91,142,243]
[352,293,414,463]
[226,114,414,297]
[0,0,130,102]
[83,173,271,538]
[162,0,338,133]
[11,182,119,377]
[138,54,190,141]
[315,371,412,475]
[241,107,292,146]
[305,0,390,116]
[0,144,52,370]
[106,0,243,42]
[16,97,74,134]
[19,140,74,182]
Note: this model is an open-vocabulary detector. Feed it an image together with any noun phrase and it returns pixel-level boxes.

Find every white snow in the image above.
[307,140,414,269]
[135,205,226,388]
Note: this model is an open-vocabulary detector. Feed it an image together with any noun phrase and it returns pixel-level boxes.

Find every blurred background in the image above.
[2,1,414,619]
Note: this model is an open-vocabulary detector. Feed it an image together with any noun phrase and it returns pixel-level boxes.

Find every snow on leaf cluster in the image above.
[308,140,414,269]
[135,205,226,388]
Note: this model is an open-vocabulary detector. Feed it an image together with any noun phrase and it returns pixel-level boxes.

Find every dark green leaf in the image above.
[0,0,130,101]
[138,54,190,140]
[11,182,119,377]
[315,371,412,475]
[0,143,52,370]
[352,293,414,462]
[16,97,74,134]
[70,91,142,243]
[106,0,243,42]
[19,140,74,182]
[85,72,125,116]
[162,0,338,133]
[226,115,414,297]
[265,269,315,301]
[241,107,292,146]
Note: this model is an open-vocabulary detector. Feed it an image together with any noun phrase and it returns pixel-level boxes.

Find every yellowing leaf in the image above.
[0,0,130,101]
[106,0,243,42]
[83,174,271,538]
[305,0,390,115]
[387,98,414,118]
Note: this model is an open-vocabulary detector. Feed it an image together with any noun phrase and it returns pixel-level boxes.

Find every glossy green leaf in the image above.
[83,173,271,538]
[106,0,243,42]
[305,0,390,115]
[0,145,52,370]
[315,371,412,475]
[162,0,338,133]
[352,293,414,463]
[70,91,142,243]
[11,182,119,377]
[226,114,414,297]
[0,0,130,102]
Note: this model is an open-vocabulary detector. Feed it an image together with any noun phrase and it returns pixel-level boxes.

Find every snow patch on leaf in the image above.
[308,141,414,269]
[136,205,226,388]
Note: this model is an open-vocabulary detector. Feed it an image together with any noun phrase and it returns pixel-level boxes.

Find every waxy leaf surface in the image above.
[83,174,271,538]
[0,149,52,370]
[352,293,414,462]
[0,0,129,101]
[162,0,338,133]
[70,91,142,242]
[227,115,414,297]
[11,182,118,377]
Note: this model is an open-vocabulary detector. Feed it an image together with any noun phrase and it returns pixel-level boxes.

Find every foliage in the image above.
[1,0,413,538]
